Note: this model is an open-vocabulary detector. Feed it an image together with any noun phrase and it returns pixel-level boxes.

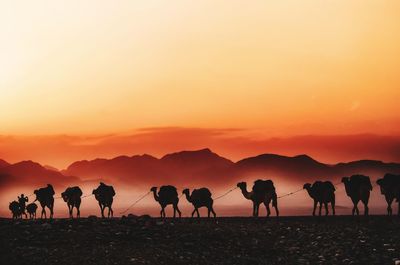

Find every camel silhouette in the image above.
[26,203,38,219]
[62,186,83,218]
[34,184,55,219]
[237,180,279,217]
[17,194,28,219]
[182,188,216,218]
[342,175,372,216]
[92,182,115,218]
[150,186,181,218]
[9,201,21,219]
[377,173,400,216]
[303,181,335,216]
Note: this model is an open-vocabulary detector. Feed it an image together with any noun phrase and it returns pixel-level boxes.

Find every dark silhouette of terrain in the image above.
[182,188,216,218]
[34,184,55,219]
[150,185,181,218]
[1,150,400,191]
[92,182,115,218]
[342,175,372,216]
[62,186,83,218]
[61,149,400,186]
[1,216,399,265]
[376,173,400,215]
[303,181,335,216]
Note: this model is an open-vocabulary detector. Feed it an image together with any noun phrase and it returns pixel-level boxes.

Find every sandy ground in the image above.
[0,216,399,265]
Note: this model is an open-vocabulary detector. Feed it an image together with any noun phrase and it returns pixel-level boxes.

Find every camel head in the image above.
[376,178,384,186]
[61,191,68,202]
[303,183,311,190]
[237,182,247,190]
[341,177,349,183]
[150,187,157,193]
[182,188,190,195]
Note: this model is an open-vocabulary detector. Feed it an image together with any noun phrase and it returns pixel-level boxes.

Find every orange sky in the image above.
[1,1,400,165]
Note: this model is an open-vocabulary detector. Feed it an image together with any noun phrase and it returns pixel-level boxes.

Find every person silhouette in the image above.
[18,194,29,219]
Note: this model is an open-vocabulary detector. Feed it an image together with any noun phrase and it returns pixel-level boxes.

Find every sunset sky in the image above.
[1,1,400,167]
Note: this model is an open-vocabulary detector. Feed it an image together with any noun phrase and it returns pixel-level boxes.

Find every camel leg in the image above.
[175,204,182,218]
[331,201,335,216]
[252,203,256,217]
[324,203,329,216]
[160,208,164,218]
[100,204,105,218]
[273,197,279,217]
[196,208,200,218]
[210,205,216,218]
[318,202,322,216]
[264,202,271,217]
[110,207,114,218]
[41,207,46,219]
[50,205,54,219]
[362,200,369,216]
[312,200,317,216]
[386,196,393,216]
[191,209,196,217]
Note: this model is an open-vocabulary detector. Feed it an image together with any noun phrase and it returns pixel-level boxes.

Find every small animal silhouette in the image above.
[62,186,83,218]
[303,181,335,216]
[17,194,28,219]
[237,180,278,217]
[26,203,38,219]
[182,188,216,218]
[9,201,21,219]
[92,182,115,218]
[376,173,400,216]
[342,175,372,216]
[34,184,55,219]
[150,185,181,218]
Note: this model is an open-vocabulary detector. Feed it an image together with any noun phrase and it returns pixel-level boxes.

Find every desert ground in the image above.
[0,216,399,265]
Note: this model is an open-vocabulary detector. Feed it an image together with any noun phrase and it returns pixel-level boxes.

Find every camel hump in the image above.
[159,185,178,197]
[253,179,274,193]
[191,188,212,199]
[350,174,372,190]
[97,183,116,197]
[323,181,336,191]
[383,173,400,186]
[65,186,83,197]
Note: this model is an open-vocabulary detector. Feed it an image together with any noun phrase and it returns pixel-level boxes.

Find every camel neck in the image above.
[239,187,252,200]
[152,190,159,202]
[184,192,192,202]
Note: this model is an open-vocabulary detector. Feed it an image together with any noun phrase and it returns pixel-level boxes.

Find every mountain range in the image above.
[1,148,399,189]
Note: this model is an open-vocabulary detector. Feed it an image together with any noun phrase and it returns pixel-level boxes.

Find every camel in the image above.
[182,188,216,218]
[17,194,28,219]
[150,185,181,218]
[34,184,55,219]
[303,181,335,216]
[62,186,83,218]
[9,201,21,219]
[342,175,372,216]
[26,203,38,219]
[237,180,279,217]
[377,173,400,216]
[92,182,115,218]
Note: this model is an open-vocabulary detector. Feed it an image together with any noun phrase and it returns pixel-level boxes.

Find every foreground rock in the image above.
[0,216,399,265]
